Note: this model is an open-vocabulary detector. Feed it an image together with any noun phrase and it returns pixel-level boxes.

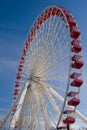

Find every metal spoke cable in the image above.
[42,83,61,117]
[35,39,70,76]
[32,16,63,73]
[43,82,66,93]
[33,25,68,76]
[39,91,51,129]
[34,18,65,72]
[35,55,69,77]
[42,72,67,81]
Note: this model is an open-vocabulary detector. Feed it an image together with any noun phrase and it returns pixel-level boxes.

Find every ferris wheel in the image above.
[1,5,87,130]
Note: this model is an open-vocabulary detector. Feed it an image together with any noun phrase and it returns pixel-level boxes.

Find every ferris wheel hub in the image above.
[27,75,44,82]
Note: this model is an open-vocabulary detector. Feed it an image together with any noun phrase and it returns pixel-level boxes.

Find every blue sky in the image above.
[0,0,87,122]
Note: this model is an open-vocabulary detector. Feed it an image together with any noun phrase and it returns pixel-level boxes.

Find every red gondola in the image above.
[52,8,57,16]
[71,28,80,39]
[63,117,75,124]
[68,17,76,27]
[71,79,83,87]
[70,72,81,79]
[18,65,24,72]
[71,39,81,45]
[28,36,33,42]
[64,10,72,18]
[72,45,82,53]
[22,49,27,56]
[47,10,51,18]
[63,110,74,114]
[72,60,84,69]
[15,82,20,87]
[14,91,19,96]
[72,54,82,61]
[20,57,25,64]
[25,42,30,49]
[43,13,48,21]
[16,74,22,79]
[68,98,80,106]
[67,91,79,97]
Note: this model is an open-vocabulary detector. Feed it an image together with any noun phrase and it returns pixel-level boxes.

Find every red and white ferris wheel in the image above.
[1,5,87,130]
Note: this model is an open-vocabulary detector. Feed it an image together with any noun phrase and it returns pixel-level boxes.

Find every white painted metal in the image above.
[10,81,29,128]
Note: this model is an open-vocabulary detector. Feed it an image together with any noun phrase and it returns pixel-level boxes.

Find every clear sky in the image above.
[0,0,87,123]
